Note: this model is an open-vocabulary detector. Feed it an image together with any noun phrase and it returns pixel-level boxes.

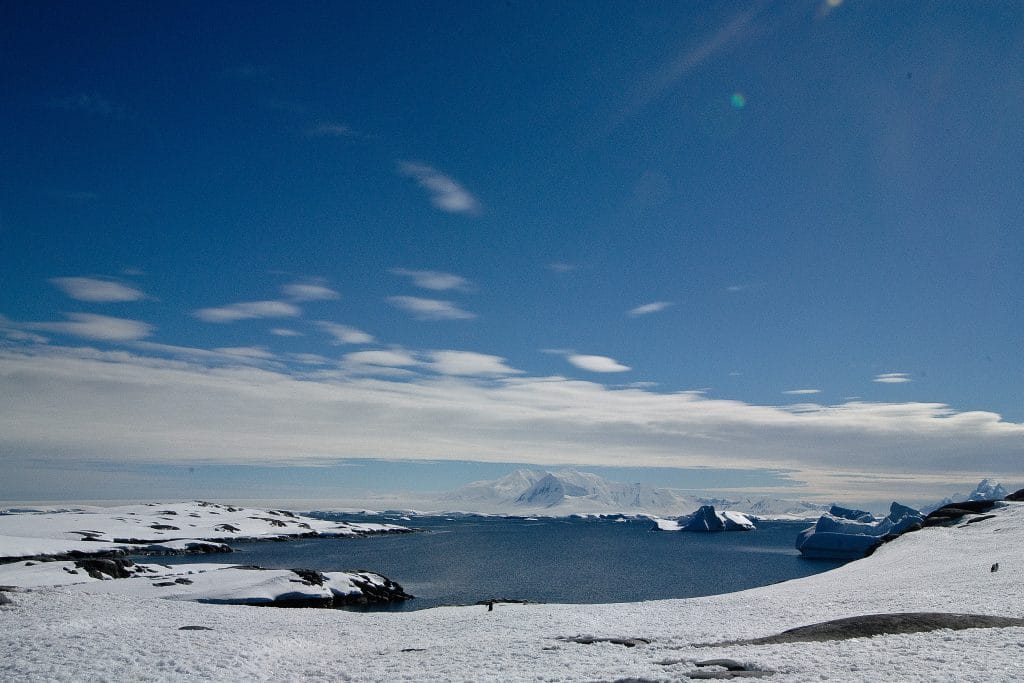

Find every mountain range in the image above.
[440,468,833,518]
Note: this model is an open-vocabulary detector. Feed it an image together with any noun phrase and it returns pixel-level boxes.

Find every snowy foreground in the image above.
[3,504,1024,681]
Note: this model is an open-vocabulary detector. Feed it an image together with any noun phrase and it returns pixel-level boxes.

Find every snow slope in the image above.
[0,501,408,560]
[3,502,1023,681]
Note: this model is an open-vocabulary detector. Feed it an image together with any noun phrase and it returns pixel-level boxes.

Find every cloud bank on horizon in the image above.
[2,2,1022,503]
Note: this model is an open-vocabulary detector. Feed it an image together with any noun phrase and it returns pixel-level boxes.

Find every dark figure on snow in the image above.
[991,562,999,572]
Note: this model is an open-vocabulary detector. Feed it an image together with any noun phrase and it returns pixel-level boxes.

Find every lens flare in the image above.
[730,92,746,109]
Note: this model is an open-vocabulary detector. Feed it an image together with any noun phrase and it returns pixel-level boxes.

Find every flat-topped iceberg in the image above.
[796,502,924,559]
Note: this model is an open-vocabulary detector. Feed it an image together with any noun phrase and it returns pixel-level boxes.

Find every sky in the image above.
[1,1,1022,509]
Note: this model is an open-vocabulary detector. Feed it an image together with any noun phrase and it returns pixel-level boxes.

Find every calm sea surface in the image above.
[151,514,843,611]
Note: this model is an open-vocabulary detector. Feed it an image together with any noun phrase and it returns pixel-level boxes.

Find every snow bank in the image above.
[3,501,1023,681]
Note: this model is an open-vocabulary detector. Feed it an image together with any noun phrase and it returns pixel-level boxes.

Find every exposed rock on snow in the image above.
[0,501,410,562]
[795,502,924,559]
[733,612,1024,645]
[679,506,756,532]
[0,558,411,608]
[922,499,1001,527]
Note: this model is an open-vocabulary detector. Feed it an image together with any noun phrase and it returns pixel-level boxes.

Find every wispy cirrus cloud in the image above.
[387,296,475,321]
[609,6,761,132]
[50,277,146,303]
[282,282,340,302]
[344,349,420,368]
[25,313,154,341]
[628,301,672,316]
[390,268,472,292]
[214,346,276,360]
[783,389,822,395]
[270,328,302,337]
[195,300,301,323]
[874,372,912,384]
[567,354,631,373]
[398,161,481,215]
[317,322,375,345]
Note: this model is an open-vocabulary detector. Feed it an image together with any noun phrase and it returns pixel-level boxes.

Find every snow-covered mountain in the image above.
[923,478,1010,514]
[443,468,701,515]
[441,468,828,518]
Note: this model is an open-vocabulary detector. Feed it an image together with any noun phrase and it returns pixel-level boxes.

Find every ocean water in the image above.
[153,514,843,611]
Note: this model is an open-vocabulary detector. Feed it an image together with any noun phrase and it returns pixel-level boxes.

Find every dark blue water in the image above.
[149,514,842,611]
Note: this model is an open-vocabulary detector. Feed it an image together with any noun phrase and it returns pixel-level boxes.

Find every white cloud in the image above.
[3,344,1022,506]
[270,328,302,337]
[282,283,340,302]
[548,262,577,273]
[195,300,301,323]
[398,161,481,215]
[387,296,475,321]
[428,351,523,377]
[390,268,471,291]
[343,350,420,368]
[287,353,330,366]
[342,350,421,376]
[317,322,375,345]
[25,313,154,341]
[214,347,276,360]
[131,341,278,367]
[50,277,145,303]
[783,389,822,395]
[628,301,672,316]
[874,373,912,384]
[567,354,631,373]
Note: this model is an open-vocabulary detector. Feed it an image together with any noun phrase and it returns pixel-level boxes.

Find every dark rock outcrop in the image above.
[923,500,1000,527]
[727,612,1024,646]
[1005,488,1024,502]
[74,558,135,580]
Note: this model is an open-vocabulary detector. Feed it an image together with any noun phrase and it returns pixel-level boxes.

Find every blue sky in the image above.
[1,1,1022,507]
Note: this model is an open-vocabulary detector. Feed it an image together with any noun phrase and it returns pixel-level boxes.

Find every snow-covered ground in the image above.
[3,502,1023,681]
[0,501,408,561]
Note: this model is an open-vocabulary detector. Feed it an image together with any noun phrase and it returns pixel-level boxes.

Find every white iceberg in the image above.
[678,505,756,532]
[796,502,924,559]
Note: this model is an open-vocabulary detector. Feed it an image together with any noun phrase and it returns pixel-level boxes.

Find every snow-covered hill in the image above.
[0,501,409,561]
[441,468,829,518]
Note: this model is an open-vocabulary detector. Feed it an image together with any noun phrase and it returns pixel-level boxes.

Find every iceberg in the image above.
[679,505,756,532]
[796,502,924,560]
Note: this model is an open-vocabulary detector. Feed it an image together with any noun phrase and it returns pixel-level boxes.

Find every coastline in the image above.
[3,502,1023,681]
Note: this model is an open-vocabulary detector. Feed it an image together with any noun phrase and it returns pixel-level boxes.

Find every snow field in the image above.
[2,502,1023,681]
